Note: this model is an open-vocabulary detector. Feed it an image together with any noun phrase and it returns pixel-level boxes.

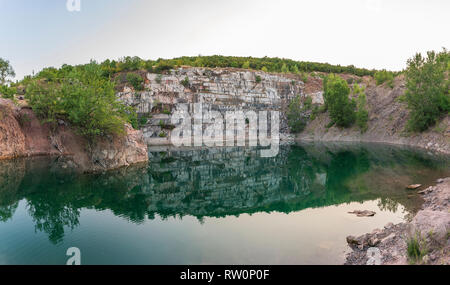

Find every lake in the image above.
[0,143,449,264]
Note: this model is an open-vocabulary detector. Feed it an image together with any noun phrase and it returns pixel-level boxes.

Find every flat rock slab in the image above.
[407,184,422,189]
[348,210,376,217]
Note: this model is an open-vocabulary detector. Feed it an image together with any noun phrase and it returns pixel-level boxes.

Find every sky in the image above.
[0,0,449,80]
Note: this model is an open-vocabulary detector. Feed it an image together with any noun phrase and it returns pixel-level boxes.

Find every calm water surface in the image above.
[0,143,449,264]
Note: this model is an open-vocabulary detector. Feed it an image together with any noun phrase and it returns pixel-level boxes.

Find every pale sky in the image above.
[1,0,449,80]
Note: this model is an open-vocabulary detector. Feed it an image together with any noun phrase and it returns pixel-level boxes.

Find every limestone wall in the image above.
[118,67,314,143]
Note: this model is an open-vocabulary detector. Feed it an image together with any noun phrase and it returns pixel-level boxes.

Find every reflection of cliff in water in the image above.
[0,144,449,243]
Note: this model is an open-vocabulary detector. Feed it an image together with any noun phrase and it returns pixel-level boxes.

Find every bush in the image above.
[26,61,135,139]
[300,72,308,83]
[374,69,394,87]
[126,73,144,91]
[255,75,262,83]
[323,74,356,127]
[0,85,17,99]
[181,76,190,88]
[404,49,450,132]
[287,95,310,133]
[354,84,369,133]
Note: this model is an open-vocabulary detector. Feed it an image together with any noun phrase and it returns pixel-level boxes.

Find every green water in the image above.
[0,143,449,265]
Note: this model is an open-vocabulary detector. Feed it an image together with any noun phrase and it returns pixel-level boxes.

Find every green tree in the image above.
[287,95,310,133]
[354,84,369,133]
[374,69,394,87]
[242,61,250,69]
[126,73,144,91]
[281,63,289,73]
[0,58,16,85]
[404,49,450,132]
[323,74,356,127]
[291,65,299,74]
[261,66,268,72]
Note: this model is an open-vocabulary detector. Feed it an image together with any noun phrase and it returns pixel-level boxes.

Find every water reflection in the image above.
[0,143,448,244]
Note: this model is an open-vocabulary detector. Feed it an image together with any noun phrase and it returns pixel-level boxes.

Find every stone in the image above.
[368,237,380,247]
[407,184,422,190]
[436,178,444,183]
[384,222,394,229]
[346,235,360,246]
[348,210,376,217]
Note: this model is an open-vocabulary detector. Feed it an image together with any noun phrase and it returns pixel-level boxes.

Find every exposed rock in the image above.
[348,210,376,217]
[407,184,422,190]
[0,99,148,172]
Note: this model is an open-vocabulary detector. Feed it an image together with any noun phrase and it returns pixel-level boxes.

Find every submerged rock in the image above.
[348,210,376,217]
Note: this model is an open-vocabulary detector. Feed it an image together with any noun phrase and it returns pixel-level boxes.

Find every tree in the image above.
[287,95,311,133]
[374,69,394,87]
[0,58,15,85]
[354,84,369,133]
[404,49,450,132]
[323,74,356,127]
[242,61,250,69]
[281,63,289,73]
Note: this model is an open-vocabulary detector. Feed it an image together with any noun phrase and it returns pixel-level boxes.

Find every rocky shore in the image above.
[0,98,148,172]
[345,177,450,265]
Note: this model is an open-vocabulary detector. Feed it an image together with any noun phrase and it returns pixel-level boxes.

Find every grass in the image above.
[406,232,427,264]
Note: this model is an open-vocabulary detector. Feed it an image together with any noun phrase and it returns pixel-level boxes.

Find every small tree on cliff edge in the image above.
[404,49,450,132]
[323,74,356,127]
[0,58,15,85]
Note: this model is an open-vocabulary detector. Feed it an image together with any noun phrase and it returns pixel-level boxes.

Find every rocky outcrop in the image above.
[118,67,307,144]
[345,178,450,265]
[0,98,148,172]
[117,67,448,154]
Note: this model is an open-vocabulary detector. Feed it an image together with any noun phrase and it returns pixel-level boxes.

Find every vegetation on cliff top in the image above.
[25,62,136,139]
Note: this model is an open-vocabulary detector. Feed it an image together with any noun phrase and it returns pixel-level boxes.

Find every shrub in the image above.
[242,61,250,69]
[404,49,450,132]
[0,85,17,99]
[155,74,163,84]
[287,95,310,133]
[300,72,308,83]
[181,76,190,88]
[354,84,369,133]
[374,69,394,87]
[323,74,356,127]
[261,66,268,72]
[126,73,144,91]
[255,75,262,83]
[25,61,135,139]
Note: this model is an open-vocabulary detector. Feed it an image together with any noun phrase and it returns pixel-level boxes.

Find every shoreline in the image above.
[345,177,450,265]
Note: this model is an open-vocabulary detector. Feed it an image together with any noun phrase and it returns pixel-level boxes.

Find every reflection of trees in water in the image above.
[0,202,18,223]
[0,144,446,243]
[377,197,399,213]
